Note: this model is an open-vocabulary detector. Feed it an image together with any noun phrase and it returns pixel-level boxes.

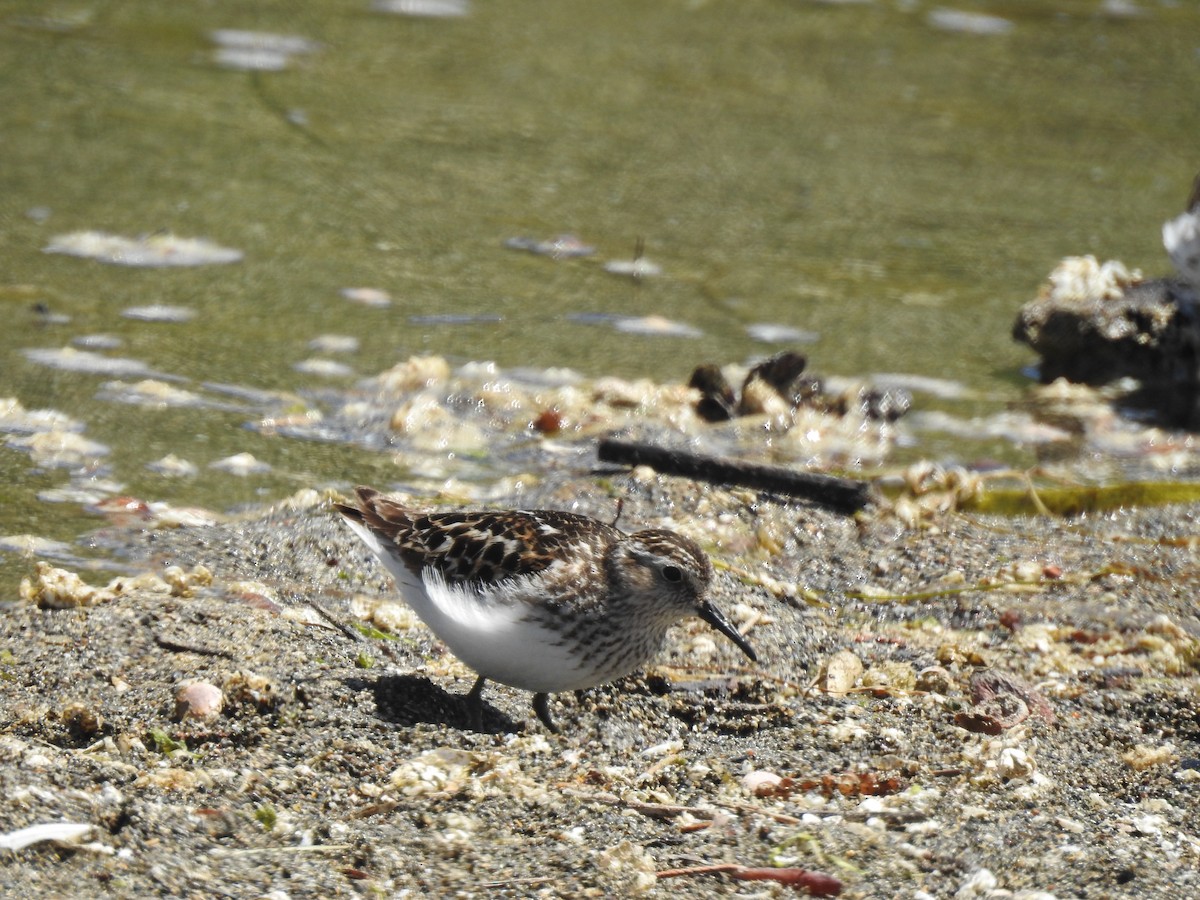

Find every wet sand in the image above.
[2,475,1198,898]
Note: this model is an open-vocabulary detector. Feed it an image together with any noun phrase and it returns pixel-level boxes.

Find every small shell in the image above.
[175,681,225,722]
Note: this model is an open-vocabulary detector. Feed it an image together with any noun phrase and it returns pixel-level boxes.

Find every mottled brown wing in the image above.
[336,486,620,586]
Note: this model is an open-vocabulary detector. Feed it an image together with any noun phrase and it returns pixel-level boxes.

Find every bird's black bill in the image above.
[698,601,757,662]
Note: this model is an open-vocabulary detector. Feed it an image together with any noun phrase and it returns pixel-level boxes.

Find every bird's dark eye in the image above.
[661,565,683,582]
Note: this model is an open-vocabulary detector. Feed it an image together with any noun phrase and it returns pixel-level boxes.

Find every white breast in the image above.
[344,517,609,692]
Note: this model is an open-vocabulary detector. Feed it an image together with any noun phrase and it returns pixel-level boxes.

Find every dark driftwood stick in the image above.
[597,438,872,514]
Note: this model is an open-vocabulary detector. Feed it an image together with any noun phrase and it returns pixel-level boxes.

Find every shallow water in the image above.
[2,0,1198,586]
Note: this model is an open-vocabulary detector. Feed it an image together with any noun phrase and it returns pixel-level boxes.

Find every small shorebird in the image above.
[335,486,757,732]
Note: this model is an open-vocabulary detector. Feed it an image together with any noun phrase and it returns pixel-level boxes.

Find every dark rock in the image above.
[1013,277,1200,427]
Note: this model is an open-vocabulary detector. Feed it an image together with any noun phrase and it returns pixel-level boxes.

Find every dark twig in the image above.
[152,633,234,659]
[597,438,871,514]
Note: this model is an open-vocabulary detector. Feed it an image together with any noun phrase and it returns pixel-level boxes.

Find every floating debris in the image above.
[0,398,83,435]
[340,286,392,308]
[44,231,243,267]
[569,313,701,338]
[293,358,355,378]
[38,484,120,506]
[121,305,196,323]
[504,234,595,259]
[615,315,700,337]
[6,430,110,469]
[907,410,1073,445]
[372,0,470,17]
[210,29,319,71]
[603,257,662,279]
[146,454,199,477]
[745,323,818,344]
[0,534,78,559]
[308,334,360,354]
[96,379,208,409]
[72,334,123,350]
[409,313,503,326]
[209,452,272,476]
[927,8,1014,35]
[22,347,157,377]
[871,372,970,400]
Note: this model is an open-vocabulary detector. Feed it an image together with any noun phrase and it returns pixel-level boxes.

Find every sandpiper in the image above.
[335,486,757,732]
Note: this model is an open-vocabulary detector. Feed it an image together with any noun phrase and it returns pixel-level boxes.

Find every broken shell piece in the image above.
[175,681,225,722]
[916,665,955,695]
[209,453,271,476]
[44,231,242,267]
[20,561,117,608]
[822,649,863,696]
[740,769,783,796]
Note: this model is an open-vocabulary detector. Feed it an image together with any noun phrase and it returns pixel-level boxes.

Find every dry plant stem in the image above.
[656,862,843,896]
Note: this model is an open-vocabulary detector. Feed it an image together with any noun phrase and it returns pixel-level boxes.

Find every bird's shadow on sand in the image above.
[360,673,522,734]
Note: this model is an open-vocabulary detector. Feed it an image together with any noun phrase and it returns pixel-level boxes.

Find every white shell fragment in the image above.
[570,314,701,338]
[745,323,819,344]
[1042,255,1142,303]
[6,430,110,469]
[504,234,595,258]
[210,29,320,72]
[121,305,196,323]
[209,452,272,476]
[0,534,78,559]
[97,380,207,408]
[612,315,702,338]
[22,347,156,377]
[293,359,355,378]
[0,398,83,435]
[146,454,199,477]
[372,0,470,17]
[175,681,225,722]
[603,258,662,279]
[0,823,94,852]
[308,335,360,354]
[72,334,123,350]
[44,231,242,267]
[340,287,392,308]
[928,8,1014,35]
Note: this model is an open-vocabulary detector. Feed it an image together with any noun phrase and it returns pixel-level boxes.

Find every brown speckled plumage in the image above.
[335,486,756,732]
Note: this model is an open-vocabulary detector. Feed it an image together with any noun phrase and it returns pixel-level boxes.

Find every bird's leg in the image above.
[532,692,560,733]
[464,676,486,732]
